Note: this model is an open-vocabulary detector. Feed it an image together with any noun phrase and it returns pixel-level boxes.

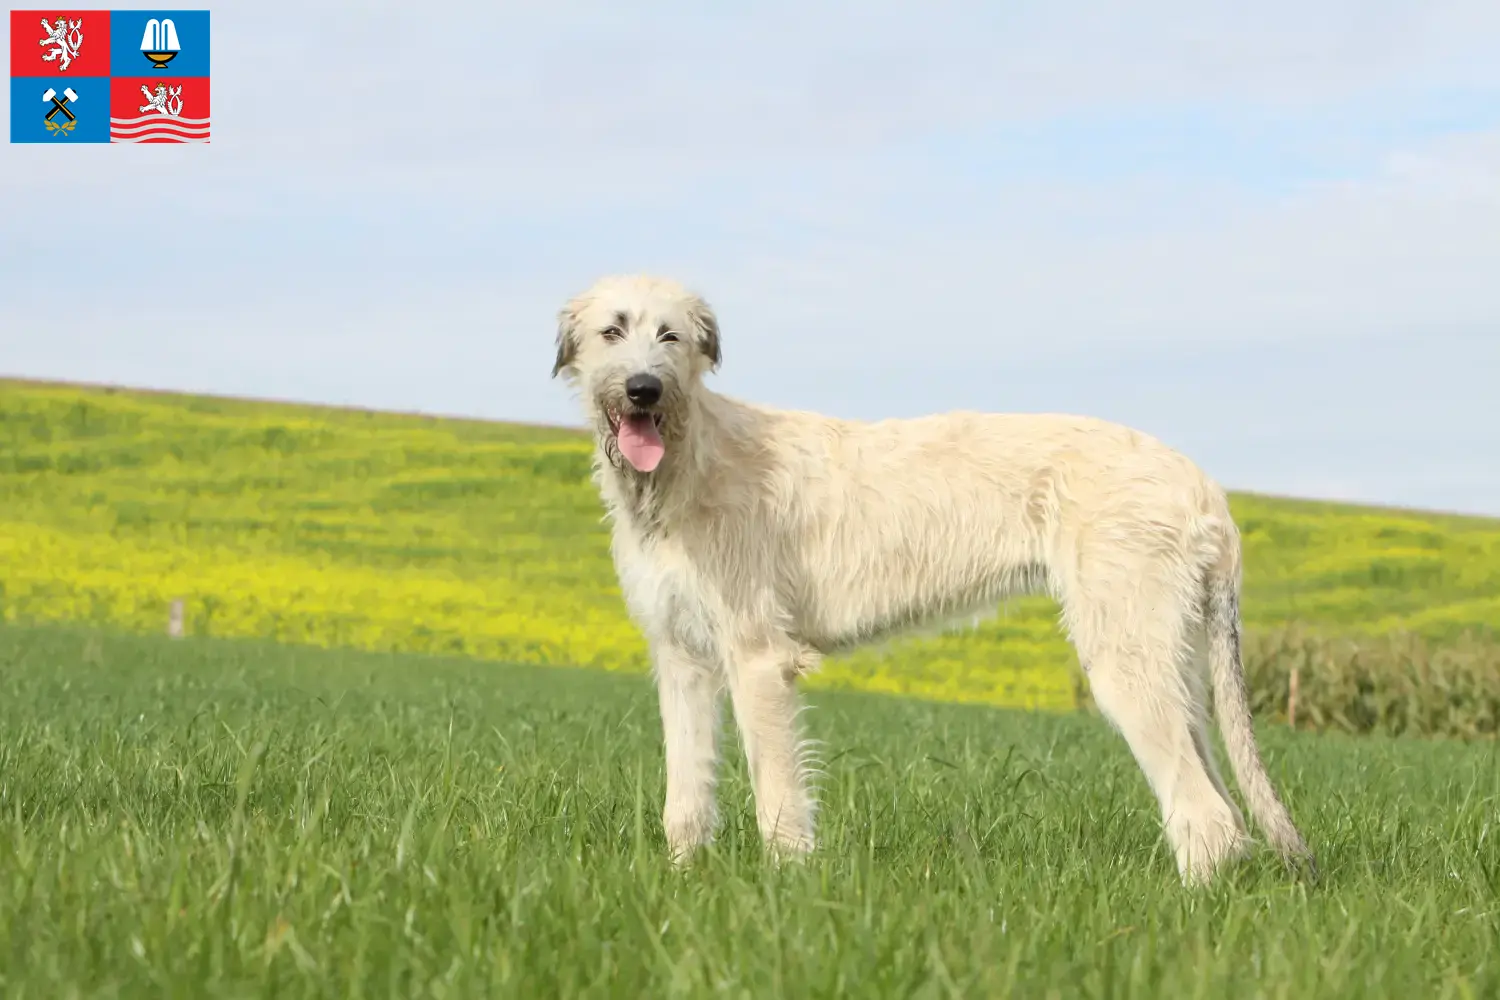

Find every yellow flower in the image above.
[2,380,1497,716]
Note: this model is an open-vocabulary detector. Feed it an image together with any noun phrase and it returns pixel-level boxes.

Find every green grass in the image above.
[2,621,1497,998]
[3,378,1499,714]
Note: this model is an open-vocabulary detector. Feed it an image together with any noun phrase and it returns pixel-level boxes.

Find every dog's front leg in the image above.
[653,641,724,864]
[726,645,816,859]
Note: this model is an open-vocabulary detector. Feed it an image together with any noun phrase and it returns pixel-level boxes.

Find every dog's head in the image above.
[551,274,721,473]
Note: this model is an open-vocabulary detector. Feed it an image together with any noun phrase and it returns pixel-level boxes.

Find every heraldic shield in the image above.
[108,10,210,77]
[9,74,111,142]
[110,75,211,142]
[9,9,112,77]
[9,9,209,143]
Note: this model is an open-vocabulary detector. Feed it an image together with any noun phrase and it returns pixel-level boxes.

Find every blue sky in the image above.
[3,1,1498,514]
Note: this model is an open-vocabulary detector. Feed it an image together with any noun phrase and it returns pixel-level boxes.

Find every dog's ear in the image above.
[685,294,721,370]
[552,299,585,379]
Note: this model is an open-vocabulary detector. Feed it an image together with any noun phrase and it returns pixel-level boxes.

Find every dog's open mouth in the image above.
[606,408,665,473]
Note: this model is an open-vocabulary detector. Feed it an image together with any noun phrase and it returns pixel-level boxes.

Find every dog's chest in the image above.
[612,535,722,662]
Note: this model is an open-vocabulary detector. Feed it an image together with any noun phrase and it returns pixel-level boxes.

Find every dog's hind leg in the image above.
[654,641,725,864]
[1067,583,1249,885]
[725,641,816,859]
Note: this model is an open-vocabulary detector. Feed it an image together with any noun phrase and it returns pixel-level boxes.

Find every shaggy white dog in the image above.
[551,273,1314,885]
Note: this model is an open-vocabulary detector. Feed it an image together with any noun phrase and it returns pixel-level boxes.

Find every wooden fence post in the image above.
[1287,664,1299,729]
[168,599,184,638]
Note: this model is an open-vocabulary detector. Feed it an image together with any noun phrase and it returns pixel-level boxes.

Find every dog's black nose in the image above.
[625,374,663,407]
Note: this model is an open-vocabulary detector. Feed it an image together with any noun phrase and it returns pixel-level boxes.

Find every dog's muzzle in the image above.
[602,374,668,473]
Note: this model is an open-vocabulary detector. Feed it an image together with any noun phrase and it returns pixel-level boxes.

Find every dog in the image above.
[550,273,1314,885]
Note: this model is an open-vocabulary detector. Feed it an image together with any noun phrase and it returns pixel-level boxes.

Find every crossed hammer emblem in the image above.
[43,87,79,122]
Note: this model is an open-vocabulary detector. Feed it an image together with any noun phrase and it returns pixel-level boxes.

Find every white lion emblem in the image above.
[139,84,184,118]
[39,16,85,72]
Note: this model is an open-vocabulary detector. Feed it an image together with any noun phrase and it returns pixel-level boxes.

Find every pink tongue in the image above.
[618,415,664,472]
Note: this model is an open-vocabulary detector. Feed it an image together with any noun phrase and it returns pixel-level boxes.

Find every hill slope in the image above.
[2,378,1497,709]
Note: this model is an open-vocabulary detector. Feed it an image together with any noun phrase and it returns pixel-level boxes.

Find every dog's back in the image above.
[720,403,1231,652]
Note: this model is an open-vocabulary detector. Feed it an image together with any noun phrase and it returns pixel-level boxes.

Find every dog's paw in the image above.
[663,813,715,866]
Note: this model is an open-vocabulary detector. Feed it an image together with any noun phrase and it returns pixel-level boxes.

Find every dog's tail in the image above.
[1204,523,1316,875]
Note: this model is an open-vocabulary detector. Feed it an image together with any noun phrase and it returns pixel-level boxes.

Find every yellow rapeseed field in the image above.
[2,379,1498,711]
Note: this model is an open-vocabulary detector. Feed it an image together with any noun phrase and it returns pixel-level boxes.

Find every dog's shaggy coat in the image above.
[551,274,1314,884]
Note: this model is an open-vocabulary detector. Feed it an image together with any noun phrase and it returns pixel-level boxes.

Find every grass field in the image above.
[3,379,1499,714]
[1,621,1497,998]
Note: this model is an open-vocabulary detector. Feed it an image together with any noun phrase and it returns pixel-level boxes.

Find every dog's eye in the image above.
[601,327,624,342]
[659,331,681,343]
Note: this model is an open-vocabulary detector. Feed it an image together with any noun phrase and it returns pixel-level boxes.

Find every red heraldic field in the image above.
[10,10,112,76]
[109,75,209,142]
